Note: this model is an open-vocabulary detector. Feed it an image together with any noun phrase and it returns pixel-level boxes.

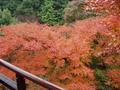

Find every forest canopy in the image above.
[0,0,68,25]
[0,0,102,25]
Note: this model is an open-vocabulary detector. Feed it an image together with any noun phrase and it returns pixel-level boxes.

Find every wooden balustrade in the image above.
[0,59,65,90]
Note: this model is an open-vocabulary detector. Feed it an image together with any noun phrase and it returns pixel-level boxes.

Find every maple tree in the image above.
[0,0,120,90]
[85,0,120,15]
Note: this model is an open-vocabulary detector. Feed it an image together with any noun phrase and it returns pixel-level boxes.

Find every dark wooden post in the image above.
[16,74,26,90]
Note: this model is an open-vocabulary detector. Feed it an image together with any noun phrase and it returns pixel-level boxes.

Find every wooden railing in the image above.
[0,59,65,90]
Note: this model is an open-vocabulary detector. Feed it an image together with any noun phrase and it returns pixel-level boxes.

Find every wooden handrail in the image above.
[0,59,65,90]
[0,73,17,90]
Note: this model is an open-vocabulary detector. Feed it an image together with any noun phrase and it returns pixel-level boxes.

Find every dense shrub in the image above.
[64,0,99,23]
[0,9,17,25]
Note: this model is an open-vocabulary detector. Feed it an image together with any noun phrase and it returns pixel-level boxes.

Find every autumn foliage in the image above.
[0,0,120,90]
[85,0,120,15]
[0,15,119,90]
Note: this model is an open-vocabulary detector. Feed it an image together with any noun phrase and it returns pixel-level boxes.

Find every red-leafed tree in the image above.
[86,0,120,15]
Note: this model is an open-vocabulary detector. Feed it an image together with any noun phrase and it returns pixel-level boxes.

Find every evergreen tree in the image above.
[38,0,68,25]
[38,0,56,25]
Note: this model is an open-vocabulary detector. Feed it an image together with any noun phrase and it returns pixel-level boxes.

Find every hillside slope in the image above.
[0,16,120,90]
